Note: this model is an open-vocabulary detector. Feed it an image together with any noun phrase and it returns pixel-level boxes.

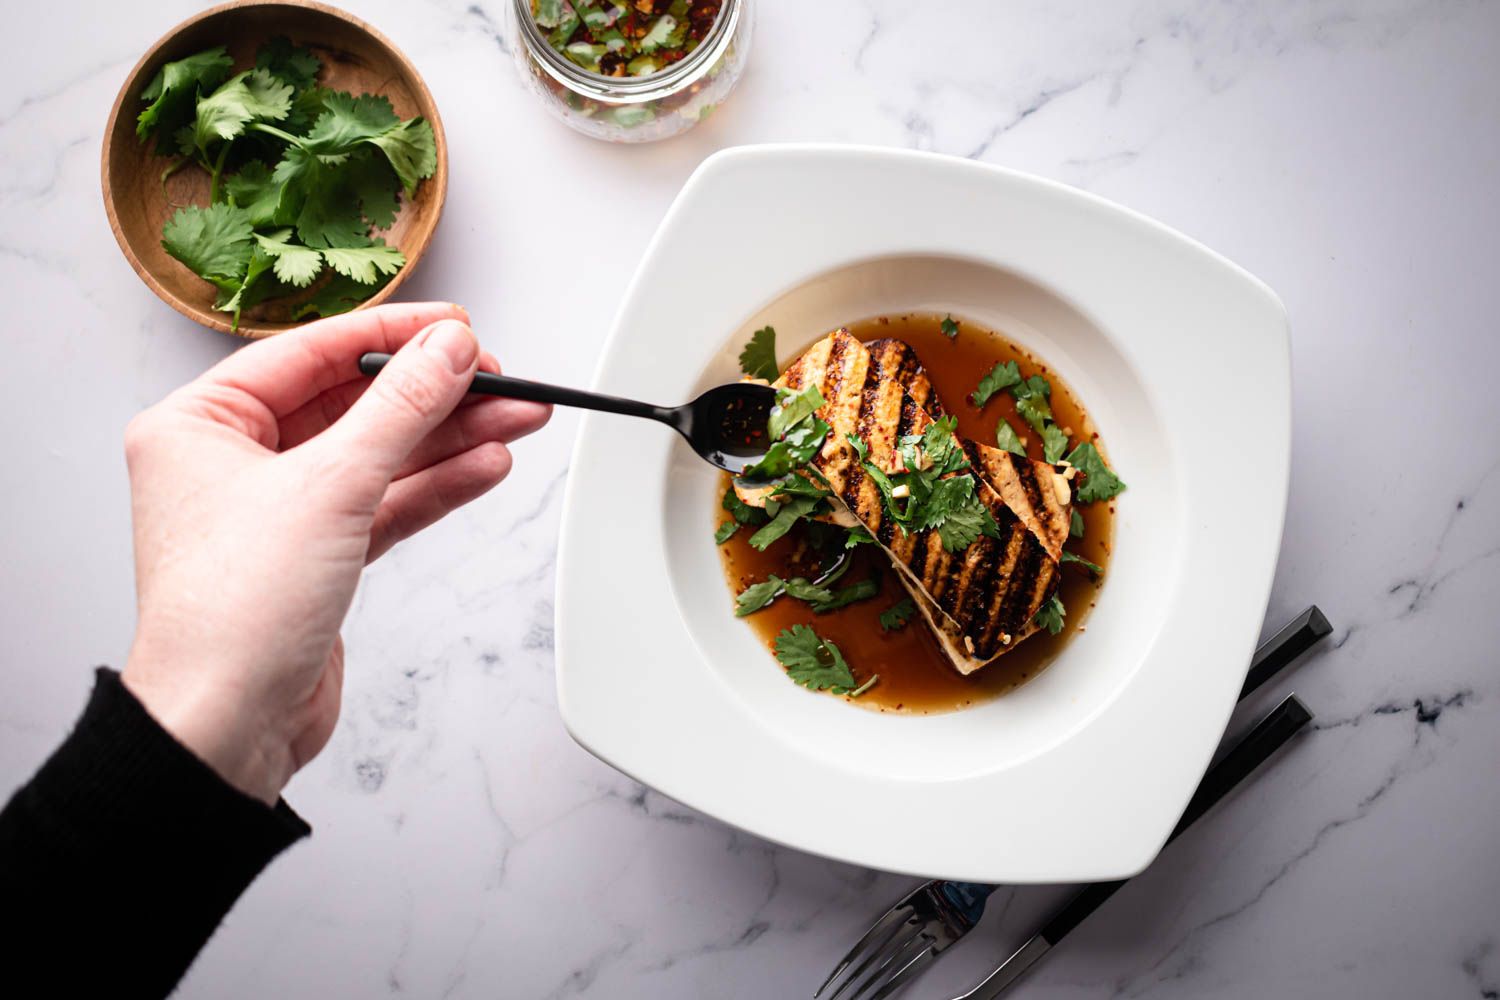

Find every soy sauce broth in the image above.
[717,314,1116,714]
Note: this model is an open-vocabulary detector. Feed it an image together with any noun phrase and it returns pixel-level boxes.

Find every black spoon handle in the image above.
[357,352,674,424]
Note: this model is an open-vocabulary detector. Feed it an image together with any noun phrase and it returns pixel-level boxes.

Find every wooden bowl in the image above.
[101,0,448,339]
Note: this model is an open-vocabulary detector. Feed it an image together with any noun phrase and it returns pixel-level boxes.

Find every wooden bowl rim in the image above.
[100,0,449,340]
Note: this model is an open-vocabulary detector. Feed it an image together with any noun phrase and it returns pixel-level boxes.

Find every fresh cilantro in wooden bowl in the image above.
[102,0,447,338]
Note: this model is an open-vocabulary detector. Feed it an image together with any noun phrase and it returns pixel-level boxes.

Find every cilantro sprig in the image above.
[994,418,1026,457]
[1060,551,1103,575]
[1011,375,1054,433]
[1064,442,1126,502]
[1034,593,1066,635]
[738,325,778,381]
[971,361,1021,407]
[737,385,830,484]
[847,417,1000,553]
[137,38,436,329]
[773,625,876,696]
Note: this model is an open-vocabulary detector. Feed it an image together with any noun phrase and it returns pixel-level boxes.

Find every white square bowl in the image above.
[555,145,1289,883]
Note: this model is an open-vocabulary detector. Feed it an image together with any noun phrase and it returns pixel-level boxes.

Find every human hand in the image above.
[120,304,550,805]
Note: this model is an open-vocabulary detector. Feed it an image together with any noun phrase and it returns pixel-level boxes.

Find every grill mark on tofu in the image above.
[973,521,1028,653]
[996,532,1049,634]
[735,328,1071,667]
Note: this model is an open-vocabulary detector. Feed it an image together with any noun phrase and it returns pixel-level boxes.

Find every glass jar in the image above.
[509,0,752,143]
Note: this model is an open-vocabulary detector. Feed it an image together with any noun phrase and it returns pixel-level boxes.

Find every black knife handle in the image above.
[1039,695,1313,945]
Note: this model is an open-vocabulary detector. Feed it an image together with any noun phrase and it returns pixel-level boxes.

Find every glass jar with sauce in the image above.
[508,0,752,143]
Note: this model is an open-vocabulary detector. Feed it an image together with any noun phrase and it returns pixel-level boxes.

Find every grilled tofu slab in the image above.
[737,329,1074,670]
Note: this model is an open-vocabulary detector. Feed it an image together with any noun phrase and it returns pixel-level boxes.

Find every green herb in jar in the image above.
[531,0,724,77]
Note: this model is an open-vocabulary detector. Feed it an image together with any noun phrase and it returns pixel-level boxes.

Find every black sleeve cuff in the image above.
[0,668,310,996]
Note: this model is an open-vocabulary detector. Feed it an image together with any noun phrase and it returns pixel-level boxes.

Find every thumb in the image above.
[323,319,479,483]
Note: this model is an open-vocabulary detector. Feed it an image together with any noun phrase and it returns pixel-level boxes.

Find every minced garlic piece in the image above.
[1051,471,1072,506]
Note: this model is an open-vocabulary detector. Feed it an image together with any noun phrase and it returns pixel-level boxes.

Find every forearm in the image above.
[0,669,309,997]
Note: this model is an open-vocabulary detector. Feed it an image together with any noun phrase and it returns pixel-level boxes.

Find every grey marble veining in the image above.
[2,0,1498,997]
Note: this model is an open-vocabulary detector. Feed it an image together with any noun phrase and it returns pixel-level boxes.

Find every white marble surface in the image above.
[3,0,1499,996]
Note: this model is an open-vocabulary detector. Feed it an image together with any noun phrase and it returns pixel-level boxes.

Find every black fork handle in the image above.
[357,352,676,425]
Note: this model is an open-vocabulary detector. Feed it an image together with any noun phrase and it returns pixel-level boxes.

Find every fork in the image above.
[813,606,1331,1000]
[814,880,998,1000]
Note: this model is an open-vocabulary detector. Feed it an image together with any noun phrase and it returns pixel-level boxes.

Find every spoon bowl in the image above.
[679,382,776,474]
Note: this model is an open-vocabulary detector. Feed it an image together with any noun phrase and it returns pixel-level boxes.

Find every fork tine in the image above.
[828,922,922,1000]
[815,904,914,998]
[849,935,932,1000]
[862,947,936,1000]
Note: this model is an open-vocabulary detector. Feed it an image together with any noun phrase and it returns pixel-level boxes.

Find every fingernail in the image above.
[423,320,477,374]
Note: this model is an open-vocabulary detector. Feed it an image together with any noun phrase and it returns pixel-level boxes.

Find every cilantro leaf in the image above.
[215,246,277,329]
[941,314,959,339]
[736,576,784,616]
[1010,374,1053,433]
[739,418,829,483]
[769,474,833,501]
[738,325,778,381]
[1061,550,1103,575]
[290,270,391,320]
[301,91,400,150]
[1064,442,1126,502]
[909,475,977,532]
[784,577,836,605]
[322,241,406,284]
[995,418,1026,457]
[223,161,286,226]
[773,625,871,695]
[812,576,879,614]
[747,496,820,550]
[933,486,1001,553]
[845,528,875,548]
[162,203,254,282]
[971,361,1020,407]
[1034,593,1065,635]
[851,425,995,551]
[722,485,767,526]
[346,149,401,229]
[714,521,739,544]
[918,416,969,476]
[879,598,916,632]
[295,192,368,248]
[254,228,324,286]
[299,92,436,196]
[1070,509,1084,539]
[768,384,824,440]
[367,118,437,197]
[255,36,321,91]
[190,70,293,155]
[137,47,233,144]
[1041,424,1069,464]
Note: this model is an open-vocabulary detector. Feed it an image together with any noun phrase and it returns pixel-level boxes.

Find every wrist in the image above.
[121,653,292,807]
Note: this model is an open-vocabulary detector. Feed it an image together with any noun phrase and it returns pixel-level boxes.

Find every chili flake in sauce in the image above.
[530,0,725,78]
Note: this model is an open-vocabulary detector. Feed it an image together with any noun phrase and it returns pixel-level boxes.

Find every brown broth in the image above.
[716,313,1116,715]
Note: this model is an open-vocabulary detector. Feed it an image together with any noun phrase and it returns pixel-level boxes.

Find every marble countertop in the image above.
[3,0,1498,996]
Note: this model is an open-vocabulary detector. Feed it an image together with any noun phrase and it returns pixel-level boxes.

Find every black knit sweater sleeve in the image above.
[0,668,309,997]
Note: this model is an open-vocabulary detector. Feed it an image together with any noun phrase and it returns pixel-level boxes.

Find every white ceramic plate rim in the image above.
[555,144,1289,882]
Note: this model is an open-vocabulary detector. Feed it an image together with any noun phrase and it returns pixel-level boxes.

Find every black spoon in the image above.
[357,353,777,474]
